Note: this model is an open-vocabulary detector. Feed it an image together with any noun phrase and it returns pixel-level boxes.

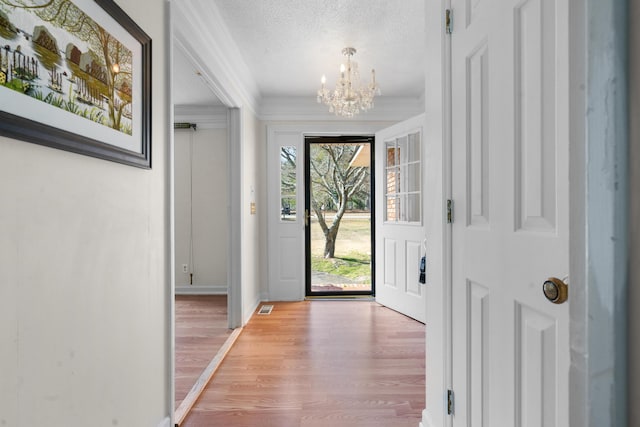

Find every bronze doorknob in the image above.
[542,277,568,304]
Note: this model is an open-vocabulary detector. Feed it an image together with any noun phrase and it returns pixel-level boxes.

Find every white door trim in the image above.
[421,0,449,426]
[168,4,176,423]
[227,108,243,328]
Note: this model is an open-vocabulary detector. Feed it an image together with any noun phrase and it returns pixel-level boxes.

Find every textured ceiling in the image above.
[213,0,426,98]
[173,0,426,105]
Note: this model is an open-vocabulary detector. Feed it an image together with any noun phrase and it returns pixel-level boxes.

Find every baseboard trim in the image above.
[420,409,436,427]
[174,327,243,425]
[156,416,170,427]
[244,297,262,325]
[175,285,227,295]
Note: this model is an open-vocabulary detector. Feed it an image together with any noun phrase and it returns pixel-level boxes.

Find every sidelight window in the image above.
[280,146,297,221]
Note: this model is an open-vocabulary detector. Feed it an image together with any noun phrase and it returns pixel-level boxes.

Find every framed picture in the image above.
[0,0,151,168]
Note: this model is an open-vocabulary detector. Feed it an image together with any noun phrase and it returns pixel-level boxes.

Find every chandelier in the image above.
[317,47,381,118]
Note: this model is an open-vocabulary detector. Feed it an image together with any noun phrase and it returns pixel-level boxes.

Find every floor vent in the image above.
[258,305,274,315]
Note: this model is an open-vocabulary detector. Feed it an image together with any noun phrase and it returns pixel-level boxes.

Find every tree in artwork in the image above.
[0,0,133,133]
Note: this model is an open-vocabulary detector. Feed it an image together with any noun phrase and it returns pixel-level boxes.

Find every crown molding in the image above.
[174,105,228,129]
[173,0,260,114]
[259,96,425,122]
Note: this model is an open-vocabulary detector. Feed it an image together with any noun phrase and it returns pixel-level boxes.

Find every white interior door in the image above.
[375,114,426,323]
[450,0,569,426]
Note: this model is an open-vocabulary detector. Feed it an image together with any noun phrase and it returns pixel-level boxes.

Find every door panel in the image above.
[515,303,557,426]
[466,41,490,229]
[267,130,304,301]
[450,0,569,426]
[383,238,397,287]
[467,280,489,426]
[375,114,426,322]
[514,0,558,234]
[279,236,299,280]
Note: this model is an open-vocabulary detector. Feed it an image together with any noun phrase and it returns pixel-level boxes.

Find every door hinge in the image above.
[445,9,453,34]
[447,389,455,415]
[447,199,453,224]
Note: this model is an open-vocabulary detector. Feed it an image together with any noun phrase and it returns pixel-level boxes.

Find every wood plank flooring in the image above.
[182,301,425,427]
[175,295,231,409]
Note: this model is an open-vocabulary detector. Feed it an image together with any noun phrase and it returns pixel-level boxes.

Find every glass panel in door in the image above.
[305,137,374,296]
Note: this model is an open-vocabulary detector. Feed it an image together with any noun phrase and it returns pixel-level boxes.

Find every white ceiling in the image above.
[173,0,426,108]
[172,44,223,106]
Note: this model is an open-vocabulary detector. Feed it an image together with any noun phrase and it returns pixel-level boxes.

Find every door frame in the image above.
[266,123,392,302]
[303,135,376,297]
[566,1,629,425]
[169,41,244,328]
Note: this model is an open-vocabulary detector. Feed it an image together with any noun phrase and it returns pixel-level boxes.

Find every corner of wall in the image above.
[244,295,261,326]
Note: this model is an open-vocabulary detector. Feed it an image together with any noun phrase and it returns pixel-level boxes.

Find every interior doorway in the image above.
[172,1,245,419]
[304,135,375,297]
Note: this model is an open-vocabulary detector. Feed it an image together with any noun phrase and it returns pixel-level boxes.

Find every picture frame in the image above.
[0,0,151,168]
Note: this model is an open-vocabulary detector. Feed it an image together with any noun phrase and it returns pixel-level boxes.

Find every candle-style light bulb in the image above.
[321,75,326,85]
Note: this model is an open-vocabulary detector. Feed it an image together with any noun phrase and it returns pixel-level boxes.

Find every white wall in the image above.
[240,108,263,323]
[174,127,228,293]
[0,1,171,425]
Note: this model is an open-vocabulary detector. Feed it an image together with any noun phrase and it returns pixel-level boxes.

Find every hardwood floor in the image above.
[182,300,425,427]
[175,295,231,410]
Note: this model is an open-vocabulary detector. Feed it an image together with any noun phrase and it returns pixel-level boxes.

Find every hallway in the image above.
[182,300,425,427]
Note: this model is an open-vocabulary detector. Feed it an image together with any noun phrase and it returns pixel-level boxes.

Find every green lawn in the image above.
[310,214,371,283]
